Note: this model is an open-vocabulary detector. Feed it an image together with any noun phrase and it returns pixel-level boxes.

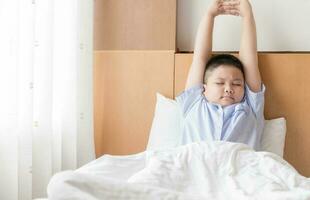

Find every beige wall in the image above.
[177,0,310,51]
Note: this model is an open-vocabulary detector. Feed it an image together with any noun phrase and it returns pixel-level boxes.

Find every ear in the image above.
[203,84,207,92]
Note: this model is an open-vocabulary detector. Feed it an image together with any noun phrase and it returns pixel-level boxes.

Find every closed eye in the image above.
[232,83,242,86]
[215,83,224,85]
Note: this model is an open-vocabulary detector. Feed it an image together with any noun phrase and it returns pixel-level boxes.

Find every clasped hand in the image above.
[207,0,252,18]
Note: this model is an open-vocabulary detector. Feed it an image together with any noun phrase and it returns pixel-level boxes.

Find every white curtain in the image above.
[0,0,95,199]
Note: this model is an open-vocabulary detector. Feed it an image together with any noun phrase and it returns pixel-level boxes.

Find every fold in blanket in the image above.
[48,141,310,200]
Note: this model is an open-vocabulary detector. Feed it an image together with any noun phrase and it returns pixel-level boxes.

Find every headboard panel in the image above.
[175,53,310,177]
[94,51,175,156]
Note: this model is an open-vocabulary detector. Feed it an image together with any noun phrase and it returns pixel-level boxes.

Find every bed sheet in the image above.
[47,141,310,200]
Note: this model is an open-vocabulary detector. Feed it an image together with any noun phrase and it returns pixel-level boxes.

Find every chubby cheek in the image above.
[203,88,221,101]
[235,89,245,101]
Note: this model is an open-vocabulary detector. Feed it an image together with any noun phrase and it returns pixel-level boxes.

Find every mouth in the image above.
[221,96,234,100]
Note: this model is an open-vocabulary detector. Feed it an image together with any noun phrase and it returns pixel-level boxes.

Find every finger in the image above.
[219,2,240,10]
[220,10,240,16]
[221,0,240,3]
[220,5,240,10]
[219,0,239,2]
[220,1,240,7]
[219,5,240,12]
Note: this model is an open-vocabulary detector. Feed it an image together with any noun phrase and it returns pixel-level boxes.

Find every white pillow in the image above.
[147,93,287,157]
[261,117,286,157]
[146,93,182,150]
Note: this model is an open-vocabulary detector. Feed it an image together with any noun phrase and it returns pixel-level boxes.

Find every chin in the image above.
[220,101,235,107]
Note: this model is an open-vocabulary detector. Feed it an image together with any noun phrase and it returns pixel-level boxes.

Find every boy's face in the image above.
[203,65,245,107]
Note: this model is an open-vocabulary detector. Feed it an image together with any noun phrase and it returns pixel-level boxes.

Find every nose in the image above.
[225,86,233,94]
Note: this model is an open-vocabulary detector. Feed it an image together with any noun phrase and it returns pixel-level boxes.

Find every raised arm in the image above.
[185,12,213,90]
[185,0,239,90]
[238,0,262,92]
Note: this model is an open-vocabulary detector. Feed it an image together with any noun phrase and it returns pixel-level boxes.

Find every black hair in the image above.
[204,54,245,83]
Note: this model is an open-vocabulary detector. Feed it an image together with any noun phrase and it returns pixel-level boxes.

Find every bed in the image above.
[46,53,310,199]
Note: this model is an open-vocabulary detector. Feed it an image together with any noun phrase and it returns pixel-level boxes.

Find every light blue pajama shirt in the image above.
[176,84,265,151]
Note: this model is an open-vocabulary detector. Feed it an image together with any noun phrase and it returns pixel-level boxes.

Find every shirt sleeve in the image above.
[175,84,204,117]
[245,83,266,119]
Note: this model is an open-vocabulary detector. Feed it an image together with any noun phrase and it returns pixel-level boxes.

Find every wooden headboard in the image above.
[94,52,310,177]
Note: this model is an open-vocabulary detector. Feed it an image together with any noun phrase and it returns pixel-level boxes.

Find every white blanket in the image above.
[47,141,310,200]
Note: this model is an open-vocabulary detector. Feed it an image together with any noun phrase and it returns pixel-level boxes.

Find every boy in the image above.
[176,0,265,150]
